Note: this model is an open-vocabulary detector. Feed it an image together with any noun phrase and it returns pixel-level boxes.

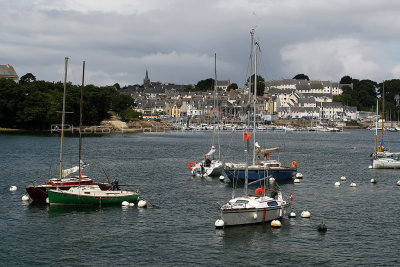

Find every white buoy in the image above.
[294,178,301,183]
[296,173,303,179]
[334,181,340,187]
[219,175,224,182]
[215,219,224,229]
[9,186,17,192]
[138,200,147,208]
[289,212,296,218]
[340,176,346,181]
[368,165,373,169]
[253,214,258,220]
[21,195,29,201]
[129,202,135,207]
[301,211,311,218]
[121,201,130,206]
[46,198,49,204]
[269,177,275,183]
[350,182,356,187]
[271,220,282,228]
[396,180,400,186]
[370,179,377,184]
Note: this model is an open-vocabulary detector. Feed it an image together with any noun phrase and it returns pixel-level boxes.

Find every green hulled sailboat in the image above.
[47,185,140,205]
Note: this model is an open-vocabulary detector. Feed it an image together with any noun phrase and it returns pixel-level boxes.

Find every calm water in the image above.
[1,129,400,266]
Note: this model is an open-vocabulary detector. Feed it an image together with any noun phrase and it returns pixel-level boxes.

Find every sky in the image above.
[2,0,400,87]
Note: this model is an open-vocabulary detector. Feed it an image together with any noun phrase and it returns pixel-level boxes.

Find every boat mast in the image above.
[214,53,221,161]
[252,42,259,166]
[381,82,384,150]
[59,57,68,180]
[245,30,254,196]
[248,29,254,132]
[374,99,378,154]
[79,61,85,180]
[212,54,216,153]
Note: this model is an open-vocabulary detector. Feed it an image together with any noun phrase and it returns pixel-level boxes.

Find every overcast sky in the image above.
[2,0,400,87]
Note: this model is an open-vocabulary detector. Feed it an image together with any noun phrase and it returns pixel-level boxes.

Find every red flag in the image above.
[290,195,294,201]
[244,132,252,141]
[79,170,82,182]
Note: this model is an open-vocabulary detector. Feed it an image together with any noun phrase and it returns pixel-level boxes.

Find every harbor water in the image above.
[1,129,400,266]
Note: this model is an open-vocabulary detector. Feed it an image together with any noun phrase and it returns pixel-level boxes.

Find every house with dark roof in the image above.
[0,64,18,83]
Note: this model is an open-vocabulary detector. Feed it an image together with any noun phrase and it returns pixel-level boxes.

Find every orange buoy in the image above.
[188,161,196,170]
[255,188,264,195]
[291,161,297,168]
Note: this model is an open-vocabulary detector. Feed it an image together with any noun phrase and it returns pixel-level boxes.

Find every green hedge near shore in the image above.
[0,79,135,130]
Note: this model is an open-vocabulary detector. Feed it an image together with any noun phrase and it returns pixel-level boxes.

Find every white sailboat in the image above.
[372,83,400,168]
[223,30,296,183]
[190,53,223,177]
[215,32,292,228]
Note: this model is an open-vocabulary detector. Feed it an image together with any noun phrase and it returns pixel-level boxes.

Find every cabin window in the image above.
[235,200,249,204]
[84,192,90,194]
[268,201,278,206]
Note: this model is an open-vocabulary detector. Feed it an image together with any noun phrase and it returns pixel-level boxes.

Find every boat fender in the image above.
[318,221,327,232]
[188,161,196,170]
[255,188,264,195]
[291,161,297,168]
[271,220,281,228]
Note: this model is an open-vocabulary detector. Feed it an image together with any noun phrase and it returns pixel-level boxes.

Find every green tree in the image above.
[293,74,309,80]
[340,75,353,84]
[195,78,214,91]
[247,75,265,96]
[113,83,121,90]
[19,73,36,84]
[184,84,194,92]
[227,83,238,91]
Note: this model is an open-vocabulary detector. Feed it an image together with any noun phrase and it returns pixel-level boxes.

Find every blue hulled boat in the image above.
[224,159,297,183]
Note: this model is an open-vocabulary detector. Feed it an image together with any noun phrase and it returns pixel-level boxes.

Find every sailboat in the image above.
[371,83,400,168]
[47,61,140,205]
[216,35,292,227]
[190,53,224,177]
[224,32,297,183]
[25,58,113,200]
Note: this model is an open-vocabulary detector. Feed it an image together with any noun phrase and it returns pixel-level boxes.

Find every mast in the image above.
[59,57,68,180]
[381,82,384,150]
[252,42,259,165]
[212,53,216,151]
[213,53,221,161]
[374,99,378,154]
[79,61,85,179]
[245,30,254,196]
[248,29,254,130]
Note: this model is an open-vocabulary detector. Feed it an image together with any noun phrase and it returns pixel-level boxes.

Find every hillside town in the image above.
[120,71,360,127]
[0,64,370,131]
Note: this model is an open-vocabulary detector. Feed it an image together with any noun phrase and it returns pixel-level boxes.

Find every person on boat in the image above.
[264,153,270,160]
[204,157,211,167]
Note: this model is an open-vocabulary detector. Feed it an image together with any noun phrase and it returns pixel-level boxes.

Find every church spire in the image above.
[143,69,150,88]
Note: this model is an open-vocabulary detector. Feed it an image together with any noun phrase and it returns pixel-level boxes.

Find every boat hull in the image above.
[224,167,296,182]
[372,158,400,169]
[192,160,224,177]
[26,183,113,200]
[47,190,140,205]
[220,202,291,226]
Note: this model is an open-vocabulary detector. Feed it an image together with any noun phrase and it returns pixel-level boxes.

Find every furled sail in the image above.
[62,160,91,177]
[254,142,279,156]
[205,146,216,157]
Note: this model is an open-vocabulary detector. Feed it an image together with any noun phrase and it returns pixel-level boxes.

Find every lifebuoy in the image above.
[188,161,196,170]
[255,188,264,195]
[291,161,297,168]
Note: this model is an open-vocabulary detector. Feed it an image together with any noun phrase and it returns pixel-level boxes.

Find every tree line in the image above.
[0,76,137,130]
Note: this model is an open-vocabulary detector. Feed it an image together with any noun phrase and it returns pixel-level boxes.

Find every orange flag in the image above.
[244,132,252,141]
